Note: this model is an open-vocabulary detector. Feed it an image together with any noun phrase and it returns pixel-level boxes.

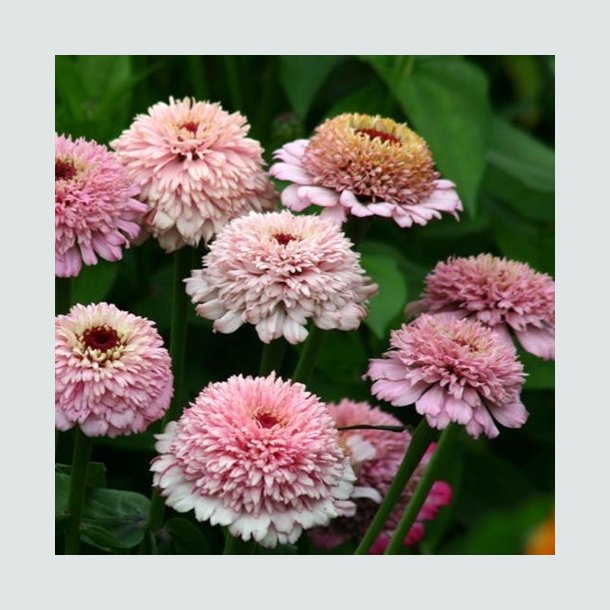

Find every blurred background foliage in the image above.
[55,55,555,555]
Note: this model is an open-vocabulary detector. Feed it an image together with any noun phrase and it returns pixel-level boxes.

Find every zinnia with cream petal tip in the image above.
[111,97,277,252]
[185,210,378,344]
[308,399,452,552]
[269,112,463,227]
[55,134,146,278]
[55,303,173,437]
[151,373,356,548]
[405,254,555,360]
[367,315,527,439]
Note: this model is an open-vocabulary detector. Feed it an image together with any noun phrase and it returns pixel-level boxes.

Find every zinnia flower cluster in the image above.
[55,303,173,437]
[151,374,356,547]
[55,134,146,277]
[111,97,277,252]
[270,113,462,227]
[185,210,377,344]
[406,254,555,360]
[309,399,452,552]
[368,314,527,439]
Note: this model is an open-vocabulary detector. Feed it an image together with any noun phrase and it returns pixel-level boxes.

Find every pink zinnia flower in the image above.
[269,113,462,226]
[309,399,452,552]
[185,210,377,344]
[367,315,527,439]
[111,97,276,252]
[55,134,146,278]
[151,374,356,547]
[55,303,173,437]
[406,254,555,360]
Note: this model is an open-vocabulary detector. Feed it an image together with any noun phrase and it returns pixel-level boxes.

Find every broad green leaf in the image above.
[521,350,555,390]
[72,260,119,305]
[360,254,408,339]
[55,462,107,489]
[279,56,345,119]
[316,330,367,385]
[156,518,211,555]
[362,56,492,215]
[81,488,150,552]
[55,473,70,523]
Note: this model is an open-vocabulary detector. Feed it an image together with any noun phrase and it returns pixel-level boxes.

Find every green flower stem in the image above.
[259,338,287,376]
[384,423,459,555]
[55,277,71,315]
[140,247,193,552]
[292,325,325,384]
[64,428,92,554]
[354,419,435,555]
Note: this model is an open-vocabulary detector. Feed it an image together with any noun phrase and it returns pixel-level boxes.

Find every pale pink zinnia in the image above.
[406,254,555,360]
[185,210,377,344]
[55,303,173,437]
[55,134,146,277]
[111,97,276,252]
[269,113,462,227]
[367,315,527,439]
[151,374,356,547]
[309,399,452,552]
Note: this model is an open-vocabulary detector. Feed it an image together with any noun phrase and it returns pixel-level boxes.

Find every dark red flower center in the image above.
[180,121,199,134]
[82,326,121,351]
[55,158,78,181]
[355,128,401,146]
[254,412,281,429]
[272,233,296,246]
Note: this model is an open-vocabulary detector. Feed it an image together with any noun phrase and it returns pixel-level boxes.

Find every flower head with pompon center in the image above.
[367,315,527,439]
[111,97,276,252]
[55,134,146,278]
[309,399,452,552]
[406,254,555,360]
[151,373,356,548]
[185,210,377,344]
[269,113,462,227]
[55,303,173,437]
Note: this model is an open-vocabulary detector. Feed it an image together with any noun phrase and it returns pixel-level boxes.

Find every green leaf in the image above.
[324,82,389,119]
[362,56,492,215]
[521,350,555,390]
[55,473,70,524]
[72,260,119,304]
[156,518,211,555]
[279,56,345,119]
[316,330,367,385]
[55,462,107,488]
[360,253,408,339]
[81,488,150,552]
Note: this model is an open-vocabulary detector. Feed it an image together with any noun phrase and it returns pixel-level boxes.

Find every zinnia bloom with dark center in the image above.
[55,134,145,277]
[367,315,527,439]
[55,303,173,437]
[111,97,277,251]
[185,210,377,344]
[269,113,462,227]
[151,374,356,547]
[406,254,555,360]
[309,399,452,552]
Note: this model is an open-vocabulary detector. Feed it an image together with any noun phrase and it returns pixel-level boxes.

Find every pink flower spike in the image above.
[269,113,462,229]
[185,210,377,344]
[111,97,277,252]
[151,374,355,548]
[366,315,527,439]
[55,134,145,278]
[407,254,555,360]
[55,303,173,437]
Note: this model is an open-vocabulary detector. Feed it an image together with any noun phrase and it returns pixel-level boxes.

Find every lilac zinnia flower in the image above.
[406,254,555,360]
[185,210,377,344]
[55,303,173,437]
[111,97,276,252]
[269,113,462,227]
[55,134,145,277]
[367,315,527,439]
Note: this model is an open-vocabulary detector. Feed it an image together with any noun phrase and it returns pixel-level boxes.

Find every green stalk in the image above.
[140,247,193,552]
[354,419,435,555]
[55,276,71,315]
[259,338,287,376]
[384,423,459,555]
[64,429,92,554]
[292,325,324,383]
[223,56,244,111]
